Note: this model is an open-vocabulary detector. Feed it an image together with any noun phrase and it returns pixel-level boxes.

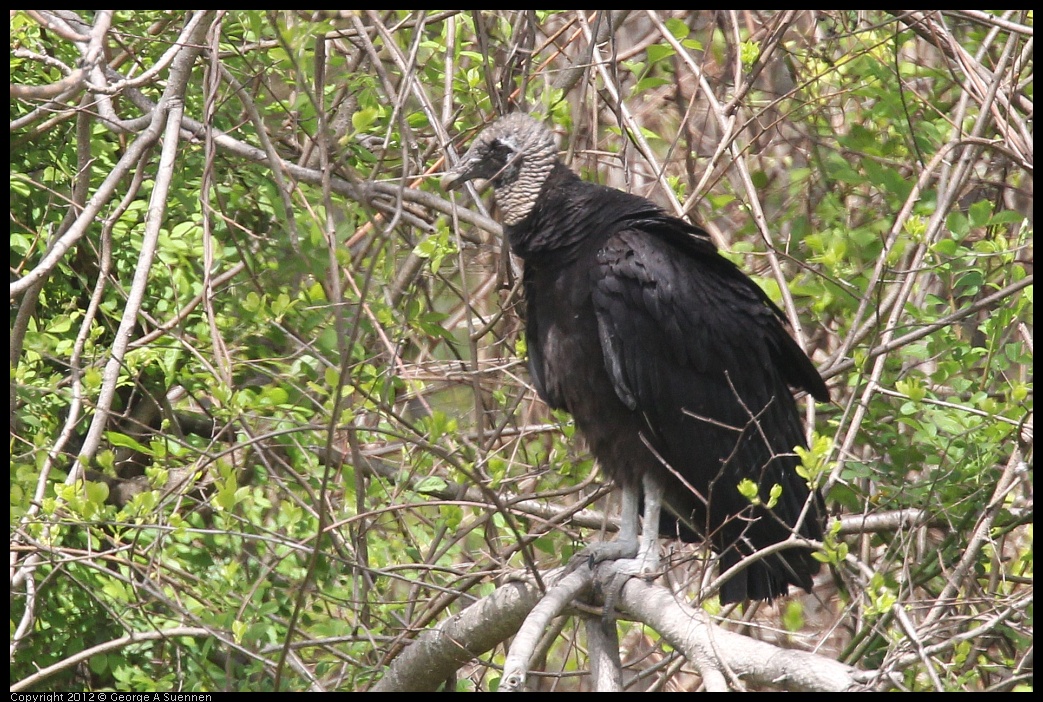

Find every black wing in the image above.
[591,221,825,602]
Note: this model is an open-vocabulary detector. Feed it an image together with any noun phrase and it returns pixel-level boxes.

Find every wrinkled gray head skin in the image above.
[441,113,558,226]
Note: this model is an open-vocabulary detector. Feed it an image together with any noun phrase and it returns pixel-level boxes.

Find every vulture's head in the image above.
[441,113,558,225]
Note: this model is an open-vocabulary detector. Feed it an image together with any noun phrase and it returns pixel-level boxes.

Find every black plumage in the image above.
[443,114,829,603]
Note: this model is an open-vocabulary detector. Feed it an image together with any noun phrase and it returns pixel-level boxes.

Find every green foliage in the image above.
[10,9,1032,694]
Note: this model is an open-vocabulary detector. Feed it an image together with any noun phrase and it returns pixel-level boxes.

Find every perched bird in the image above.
[442,113,829,603]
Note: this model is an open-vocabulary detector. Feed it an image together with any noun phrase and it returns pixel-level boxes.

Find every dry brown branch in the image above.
[10,10,1031,693]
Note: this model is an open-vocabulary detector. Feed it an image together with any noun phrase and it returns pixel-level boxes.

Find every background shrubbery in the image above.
[10,10,1032,691]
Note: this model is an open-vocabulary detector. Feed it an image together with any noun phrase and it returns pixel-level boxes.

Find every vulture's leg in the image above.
[565,473,663,576]
[597,474,664,627]
[635,472,663,573]
[616,478,641,559]
[564,481,640,574]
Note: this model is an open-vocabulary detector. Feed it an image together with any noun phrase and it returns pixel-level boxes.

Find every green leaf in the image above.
[739,40,760,68]
[646,43,676,64]
[415,476,448,494]
[946,210,969,240]
[102,577,131,603]
[664,17,689,40]
[351,107,379,132]
[737,478,758,502]
[106,432,153,456]
[989,209,1026,225]
[767,483,781,509]
[85,480,110,506]
[781,600,805,632]
[232,619,248,644]
[968,199,993,228]
[213,468,239,511]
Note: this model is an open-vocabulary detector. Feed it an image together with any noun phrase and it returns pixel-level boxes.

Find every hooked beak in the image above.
[440,170,466,192]
[441,157,479,192]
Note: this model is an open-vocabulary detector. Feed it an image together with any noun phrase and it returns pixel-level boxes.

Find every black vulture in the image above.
[442,113,829,604]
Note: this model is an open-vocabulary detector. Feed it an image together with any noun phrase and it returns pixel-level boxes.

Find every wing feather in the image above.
[591,224,825,602]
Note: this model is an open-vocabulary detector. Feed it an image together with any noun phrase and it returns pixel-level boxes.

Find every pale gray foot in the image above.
[564,475,665,625]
